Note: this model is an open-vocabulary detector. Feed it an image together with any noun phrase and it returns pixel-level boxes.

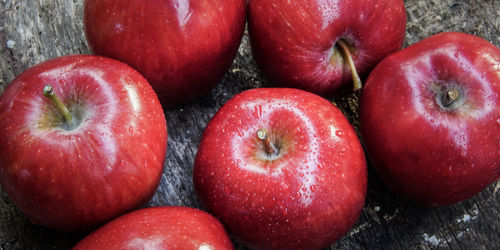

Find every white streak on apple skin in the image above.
[38,61,79,79]
[316,0,340,29]
[484,53,500,72]
[127,236,215,249]
[404,46,496,155]
[198,244,214,250]
[173,0,192,28]
[127,236,165,249]
[124,84,141,112]
[232,99,320,206]
[81,69,119,170]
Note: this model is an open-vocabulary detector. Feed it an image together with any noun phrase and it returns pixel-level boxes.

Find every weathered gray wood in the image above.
[0,0,499,249]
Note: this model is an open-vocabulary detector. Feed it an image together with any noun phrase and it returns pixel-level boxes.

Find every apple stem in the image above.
[337,40,362,91]
[257,128,276,155]
[442,88,460,107]
[43,84,72,123]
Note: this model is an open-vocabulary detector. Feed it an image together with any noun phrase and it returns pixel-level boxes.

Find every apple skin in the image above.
[360,32,500,206]
[73,206,234,250]
[0,55,167,231]
[84,0,247,107]
[248,0,406,96]
[194,88,367,249]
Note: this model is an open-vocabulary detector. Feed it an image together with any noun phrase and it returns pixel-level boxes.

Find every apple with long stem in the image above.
[360,32,500,206]
[73,207,234,250]
[248,0,406,96]
[84,0,247,106]
[194,88,367,249]
[0,55,167,231]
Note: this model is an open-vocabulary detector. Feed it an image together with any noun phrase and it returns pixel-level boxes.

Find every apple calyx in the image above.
[441,88,460,107]
[257,128,277,156]
[42,84,73,126]
[434,85,465,111]
[336,40,362,91]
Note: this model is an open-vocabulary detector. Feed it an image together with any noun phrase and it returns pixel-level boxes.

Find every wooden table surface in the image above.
[1,0,499,249]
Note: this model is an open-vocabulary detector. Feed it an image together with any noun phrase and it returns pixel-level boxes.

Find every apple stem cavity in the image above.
[442,88,460,107]
[43,84,73,124]
[257,128,277,156]
[337,40,362,91]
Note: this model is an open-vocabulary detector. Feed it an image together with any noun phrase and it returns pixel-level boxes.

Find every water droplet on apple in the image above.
[282,208,288,216]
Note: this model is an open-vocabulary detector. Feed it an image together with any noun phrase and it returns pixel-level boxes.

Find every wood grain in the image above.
[0,0,499,249]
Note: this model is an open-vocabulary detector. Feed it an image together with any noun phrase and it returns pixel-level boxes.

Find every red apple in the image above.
[0,55,167,231]
[84,0,247,106]
[73,206,234,250]
[248,0,406,96]
[193,88,367,249]
[360,32,500,206]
